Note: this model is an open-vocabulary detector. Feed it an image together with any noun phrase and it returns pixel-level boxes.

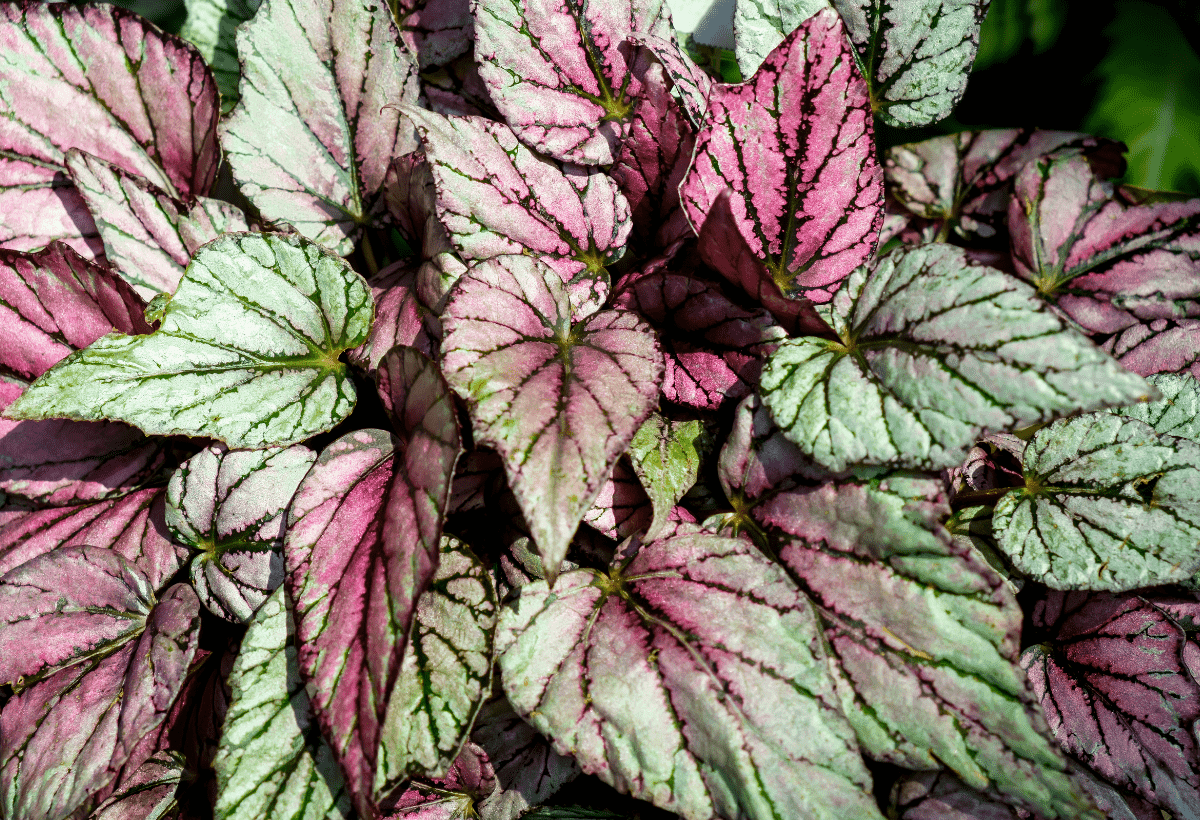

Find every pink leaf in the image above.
[347,262,442,373]
[440,256,662,577]
[582,456,652,540]
[380,742,497,819]
[395,0,472,68]
[680,11,883,306]
[1101,318,1200,378]
[718,393,828,505]
[472,0,673,164]
[0,3,219,256]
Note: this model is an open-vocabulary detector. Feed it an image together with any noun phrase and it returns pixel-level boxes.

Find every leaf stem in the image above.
[361,232,379,277]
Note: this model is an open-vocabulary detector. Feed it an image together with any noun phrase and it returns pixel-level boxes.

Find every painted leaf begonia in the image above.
[381,741,497,820]
[759,244,1152,472]
[0,3,219,257]
[89,751,187,820]
[582,456,653,541]
[395,0,472,68]
[4,233,374,448]
[220,0,420,254]
[754,475,1089,818]
[376,536,496,791]
[1109,373,1200,442]
[472,0,672,165]
[66,149,248,298]
[1102,317,1200,379]
[0,581,200,820]
[346,262,441,373]
[1009,149,1200,333]
[993,413,1200,591]
[407,109,632,320]
[213,586,351,820]
[496,531,883,820]
[1023,590,1200,818]
[440,256,662,577]
[179,0,264,113]
[681,11,883,307]
[166,444,317,622]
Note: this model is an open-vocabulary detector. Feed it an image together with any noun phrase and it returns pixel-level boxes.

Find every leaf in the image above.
[632,33,713,129]
[380,742,497,820]
[885,129,1107,241]
[213,587,351,820]
[471,696,580,818]
[759,244,1153,472]
[421,55,502,120]
[5,233,374,448]
[0,582,200,820]
[167,444,316,622]
[680,11,883,306]
[347,263,441,373]
[440,255,662,578]
[496,531,882,820]
[1102,318,1200,379]
[754,475,1088,818]
[628,414,708,541]
[0,243,151,382]
[66,149,248,298]
[1085,1,1200,196]
[1023,590,1200,817]
[219,0,420,254]
[394,0,473,69]
[285,404,459,817]
[0,376,166,508]
[582,457,653,541]
[406,109,632,320]
[179,0,264,113]
[0,488,186,591]
[730,0,829,76]
[375,536,497,791]
[472,0,673,165]
[718,393,827,509]
[0,3,219,257]
[992,412,1200,591]
[89,751,186,820]
[1009,149,1200,333]
[1108,373,1200,443]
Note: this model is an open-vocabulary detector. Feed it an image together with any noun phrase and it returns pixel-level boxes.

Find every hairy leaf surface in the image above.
[496,532,882,820]
[681,11,882,306]
[755,475,1087,817]
[213,587,351,820]
[759,244,1152,472]
[180,0,264,112]
[472,0,672,165]
[440,256,661,578]
[1009,149,1200,333]
[993,413,1200,591]
[220,0,420,254]
[0,3,219,256]
[407,110,631,319]
[167,444,316,622]
[5,233,373,448]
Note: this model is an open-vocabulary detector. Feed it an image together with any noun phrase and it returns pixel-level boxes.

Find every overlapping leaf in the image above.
[993,413,1200,591]
[681,11,883,306]
[472,0,672,165]
[1009,149,1200,333]
[440,256,661,577]
[381,742,496,820]
[347,263,441,373]
[755,475,1088,818]
[0,488,185,590]
[220,0,420,254]
[422,54,502,119]
[394,0,472,68]
[627,413,708,541]
[66,150,247,298]
[581,457,652,541]
[407,110,632,319]
[759,244,1152,472]
[0,3,219,256]
[0,581,200,820]
[496,532,882,820]
[1023,590,1200,818]
[376,536,496,792]
[180,0,264,112]
[1102,318,1200,378]
[5,233,374,448]
[89,752,186,820]
[1108,373,1200,442]
[213,587,351,820]
[718,393,824,507]
[167,444,316,622]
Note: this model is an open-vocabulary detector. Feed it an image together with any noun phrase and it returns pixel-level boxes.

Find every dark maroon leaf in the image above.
[380,741,497,819]
[680,11,883,307]
[0,3,219,256]
[395,0,472,68]
[421,54,502,120]
[1009,148,1200,333]
[0,242,150,382]
[0,582,200,820]
[1023,590,1200,818]
[88,751,186,820]
[0,488,186,591]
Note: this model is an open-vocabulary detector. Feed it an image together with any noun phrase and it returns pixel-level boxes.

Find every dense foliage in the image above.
[0,1,1198,819]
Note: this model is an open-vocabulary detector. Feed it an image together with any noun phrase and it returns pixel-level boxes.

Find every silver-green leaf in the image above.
[4,233,373,448]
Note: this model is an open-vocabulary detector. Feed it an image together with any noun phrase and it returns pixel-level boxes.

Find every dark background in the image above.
[111,0,1200,195]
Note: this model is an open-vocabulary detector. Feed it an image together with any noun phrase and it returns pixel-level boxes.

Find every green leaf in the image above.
[1108,372,1200,443]
[994,412,1200,591]
[213,587,351,820]
[4,233,373,448]
[627,413,709,541]
[1086,1,1200,196]
[973,0,1067,69]
[180,0,264,114]
[759,244,1152,472]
